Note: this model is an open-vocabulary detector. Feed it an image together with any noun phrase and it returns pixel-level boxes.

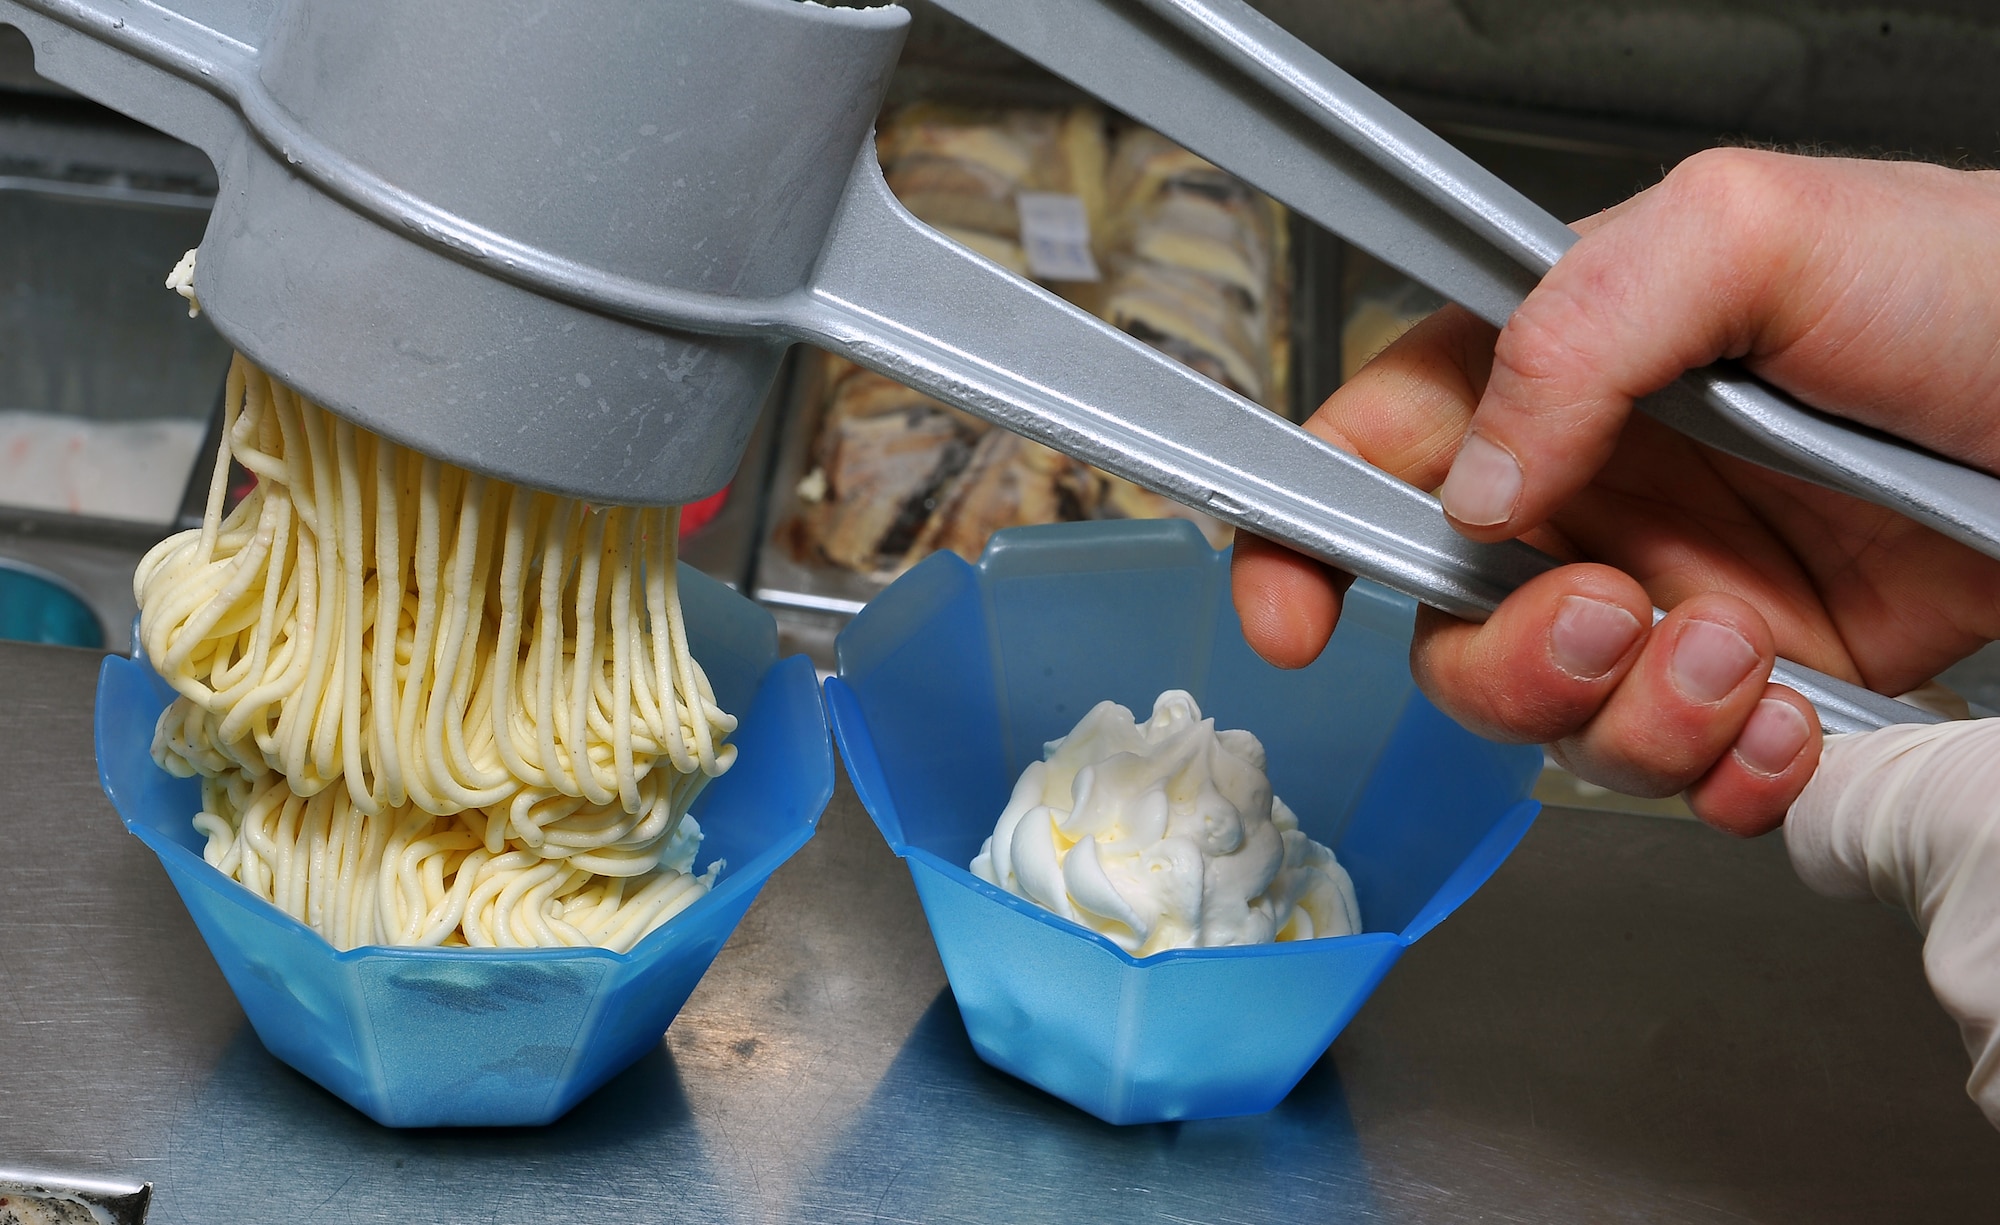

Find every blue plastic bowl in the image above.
[826,520,1542,1125]
[95,565,833,1128]
[0,559,104,649]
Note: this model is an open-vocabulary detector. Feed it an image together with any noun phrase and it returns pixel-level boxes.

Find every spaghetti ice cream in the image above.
[135,251,736,952]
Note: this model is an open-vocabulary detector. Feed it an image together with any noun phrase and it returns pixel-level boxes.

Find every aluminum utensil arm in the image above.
[933,0,1541,333]
[799,149,1554,622]
[800,145,1934,735]
[936,0,2000,562]
[1770,660,1934,736]
[0,0,257,157]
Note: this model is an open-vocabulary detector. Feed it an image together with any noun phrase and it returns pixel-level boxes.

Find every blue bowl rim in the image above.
[824,521,1543,970]
[97,649,835,967]
[0,554,107,648]
[825,611,1542,972]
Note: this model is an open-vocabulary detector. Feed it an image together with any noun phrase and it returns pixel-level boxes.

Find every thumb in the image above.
[1785,718,2000,1130]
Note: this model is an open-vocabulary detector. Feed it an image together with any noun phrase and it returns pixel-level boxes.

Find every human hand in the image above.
[1232,149,2000,835]
[1786,720,2000,1129]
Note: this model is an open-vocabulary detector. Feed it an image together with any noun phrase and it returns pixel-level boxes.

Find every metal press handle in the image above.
[932,0,2000,562]
[802,155,1553,620]
[0,0,259,166]
[797,147,1932,734]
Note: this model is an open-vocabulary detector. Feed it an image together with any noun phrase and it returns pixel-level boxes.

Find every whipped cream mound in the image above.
[971,690,1361,955]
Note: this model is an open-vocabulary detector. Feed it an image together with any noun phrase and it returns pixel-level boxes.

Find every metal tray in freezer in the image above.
[751,351,880,618]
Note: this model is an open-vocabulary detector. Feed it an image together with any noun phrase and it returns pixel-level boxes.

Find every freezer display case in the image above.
[754,95,1342,625]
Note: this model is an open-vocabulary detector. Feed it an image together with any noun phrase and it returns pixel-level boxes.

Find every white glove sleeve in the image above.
[1786,720,2000,1130]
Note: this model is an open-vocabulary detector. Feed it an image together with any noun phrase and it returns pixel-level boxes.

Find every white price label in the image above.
[1016,191,1100,283]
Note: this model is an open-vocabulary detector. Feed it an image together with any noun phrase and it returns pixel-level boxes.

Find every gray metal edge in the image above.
[942,0,2000,561]
[793,146,1931,732]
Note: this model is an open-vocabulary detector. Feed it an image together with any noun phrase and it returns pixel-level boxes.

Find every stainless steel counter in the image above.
[2,639,1995,1223]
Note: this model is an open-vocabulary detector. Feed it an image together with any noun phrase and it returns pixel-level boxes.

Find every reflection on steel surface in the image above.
[0,1172,148,1225]
[3,639,1999,1222]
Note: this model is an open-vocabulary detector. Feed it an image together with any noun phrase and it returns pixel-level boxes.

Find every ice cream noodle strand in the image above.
[139,321,735,950]
[141,358,738,811]
[184,759,719,952]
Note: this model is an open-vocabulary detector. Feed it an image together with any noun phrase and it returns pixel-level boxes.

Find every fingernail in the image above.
[1439,433,1522,527]
[1549,596,1642,680]
[1670,619,1759,704]
[1734,697,1811,776]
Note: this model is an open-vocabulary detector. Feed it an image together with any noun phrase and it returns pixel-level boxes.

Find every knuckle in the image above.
[1488,148,1819,422]
[1661,147,1792,222]
[1656,148,1815,282]
[1492,692,1604,745]
[1687,784,1792,838]
[1488,276,1632,429]
[1492,282,1595,388]
[1589,696,1755,795]
[1411,645,1598,746]
[1560,730,1713,799]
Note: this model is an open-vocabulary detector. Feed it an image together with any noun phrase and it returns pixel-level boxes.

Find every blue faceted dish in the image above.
[826,520,1542,1125]
[95,565,833,1128]
[0,559,104,649]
